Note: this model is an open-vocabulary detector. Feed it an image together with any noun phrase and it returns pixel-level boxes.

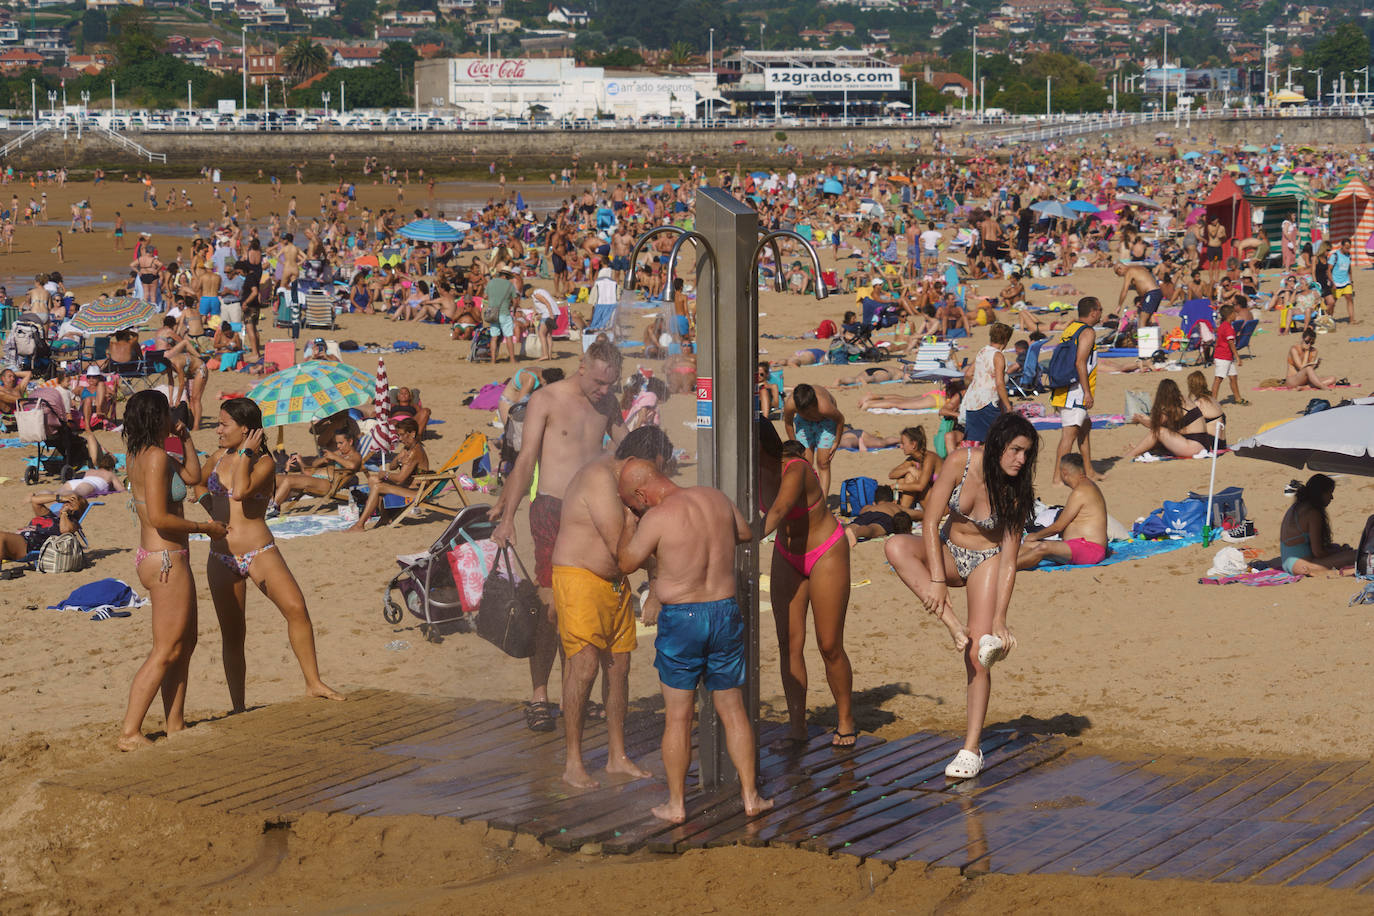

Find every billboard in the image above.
[452,58,571,83]
[605,77,695,99]
[764,67,900,93]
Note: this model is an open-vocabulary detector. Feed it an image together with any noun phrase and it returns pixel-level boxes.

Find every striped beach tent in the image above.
[1247,171,1315,256]
[1325,174,1374,267]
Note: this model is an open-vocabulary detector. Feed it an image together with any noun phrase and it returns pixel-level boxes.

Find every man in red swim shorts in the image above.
[1016,454,1109,569]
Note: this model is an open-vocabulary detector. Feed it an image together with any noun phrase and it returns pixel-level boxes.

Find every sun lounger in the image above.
[902,341,962,381]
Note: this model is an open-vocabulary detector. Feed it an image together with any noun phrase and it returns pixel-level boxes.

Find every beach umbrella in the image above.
[515,191,525,211]
[1114,192,1163,210]
[1240,144,1262,154]
[1031,200,1078,220]
[750,171,769,180]
[1233,404,1374,477]
[822,177,844,196]
[1092,210,1119,223]
[371,355,397,458]
[1115,176,1140,188]
[1067,200,1100,213]
[247,360,376,429]
[69,296,155,336]
[446,220,472,232]
[886,174,911,185]
[397,218,461,243]
[1182,151,1203,161]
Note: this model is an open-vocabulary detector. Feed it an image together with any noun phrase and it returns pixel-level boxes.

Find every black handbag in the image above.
[475,546,543,658]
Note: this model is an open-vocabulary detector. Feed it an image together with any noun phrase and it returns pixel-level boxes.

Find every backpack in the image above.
[841,476,877,517]
[37,531,85,573]
[10,320,43,357]
[1357,515,1374,579]
[1304,398,1330,415]
[828,339,863,364]
[1044,323,1087,389]
[815,319,838,339]
[481,297,497,324]
[1188,486,1246,530]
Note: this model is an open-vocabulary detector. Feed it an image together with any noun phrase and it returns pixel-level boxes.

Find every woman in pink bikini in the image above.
[120,390,226,750]
[761,425,855,747]
[201,397,343,711]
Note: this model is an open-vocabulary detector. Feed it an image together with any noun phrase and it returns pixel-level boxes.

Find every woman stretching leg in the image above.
[202,398,343,711]
[885,414,1038,779]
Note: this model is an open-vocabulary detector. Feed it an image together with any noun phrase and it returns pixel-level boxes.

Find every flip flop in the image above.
[90,608,132,621]
[586,702,606,723]
[524,701,557,732]
[831,729,858,748]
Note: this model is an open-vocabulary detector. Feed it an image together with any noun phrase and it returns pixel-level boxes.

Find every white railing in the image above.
[94,125,167,163]
[990,105,1371,143]
[0,121,49,158]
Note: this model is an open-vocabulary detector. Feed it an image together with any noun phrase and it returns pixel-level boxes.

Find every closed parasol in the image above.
[372,355,397,455]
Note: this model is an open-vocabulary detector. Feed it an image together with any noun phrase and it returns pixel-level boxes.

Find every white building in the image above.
[415,57,699,119]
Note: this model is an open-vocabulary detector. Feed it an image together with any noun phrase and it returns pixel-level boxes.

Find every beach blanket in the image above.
[1030,414,1125,431]
[48,578,147,613]
[1035,535,1200,571]
[1351,336,1374,342]
[865,407,937,415]
[1199,569,1301,586]
[0,437,26,449]
[190,513,353,542]
[1254,384,1355,392]
[1098,348,1143,359]
[1131,448,1231,462]
[468,383,504,411]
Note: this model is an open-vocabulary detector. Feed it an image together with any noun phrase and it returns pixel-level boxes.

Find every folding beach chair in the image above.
[0,500,94,579]
[301,290,337,330]
[902,341,963,382]
[263,339,296,374]
[1006,337,1047,398]
[388,431,488,527]
[581,302,617,352]
[273,288,300,337]
[111,348,169,397]
[1233,318,1259,359]
[1178,299,1216,367]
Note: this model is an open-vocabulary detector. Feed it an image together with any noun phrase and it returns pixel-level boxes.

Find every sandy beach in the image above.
[1,171,1372,911]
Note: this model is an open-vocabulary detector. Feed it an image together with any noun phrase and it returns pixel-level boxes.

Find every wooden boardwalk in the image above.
[49,690,1374,889]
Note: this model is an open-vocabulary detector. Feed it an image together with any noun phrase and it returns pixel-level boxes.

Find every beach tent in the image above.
[1203,175,1252,262]
[1247,172,1315,257]
[1325,174,1374,267]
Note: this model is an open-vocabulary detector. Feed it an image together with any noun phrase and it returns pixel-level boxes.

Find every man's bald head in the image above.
[619,457,669,515]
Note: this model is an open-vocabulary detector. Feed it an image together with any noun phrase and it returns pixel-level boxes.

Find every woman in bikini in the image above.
[202,397,342,711]
[1279,474,1357,577]
[1124,376,1224,460]
[1285,328,1338,391]
[885,413,1038,779]
[120,390,226,750]
[760,426,856,747]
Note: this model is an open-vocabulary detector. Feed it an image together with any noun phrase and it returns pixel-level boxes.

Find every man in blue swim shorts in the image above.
[783,382,846,497]
[616,458,773,825]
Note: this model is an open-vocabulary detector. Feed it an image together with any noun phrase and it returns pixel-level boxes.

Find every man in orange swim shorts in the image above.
[1016,454,1109,569]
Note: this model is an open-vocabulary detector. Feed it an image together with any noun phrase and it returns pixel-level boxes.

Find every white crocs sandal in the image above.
[977,634,1016,667]
[945,748,984,780]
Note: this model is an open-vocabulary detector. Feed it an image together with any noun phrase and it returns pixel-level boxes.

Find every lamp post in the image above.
[110,79,115,122]
[241,26,248,112]
[46,89,55,117]
[1161,23,1170,116]
[1263,25,1275,107]
[78,90,88,140]
[322,90,331,120]
[340,81,345,116]
[972,27,978,117]
[187,79,192,112]
[1357,66,1369,109]
[1046,75,1051,117]
[708,27,714,124]
[30,78,34,124]
[760,22,765,51]
[1309,68,1323,109]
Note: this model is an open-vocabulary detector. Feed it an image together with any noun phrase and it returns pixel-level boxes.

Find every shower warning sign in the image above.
[696,377,712,429]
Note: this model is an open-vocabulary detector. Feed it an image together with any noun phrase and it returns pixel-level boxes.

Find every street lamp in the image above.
[760,22,765,51]
[46,89,55,116]
[1161,24,1171,115]
[1357,66,1370,109]
[708,27,714,124]
[1263,25,1275,106]
[1308,68,1323,108]
[78,90,88,140]
[322,90,331,119]
[241,26,248,112]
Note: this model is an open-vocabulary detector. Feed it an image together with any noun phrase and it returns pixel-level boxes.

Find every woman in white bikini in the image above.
[120,390,225,750]
[202,397,343,711]
[885,413,1038,779]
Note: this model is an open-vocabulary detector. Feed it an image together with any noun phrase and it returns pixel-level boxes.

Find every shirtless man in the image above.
[277,233,303,291]
[192,258,222,317]
[491,339,628,731]
[346,418,430,532]
[783,382,845,496]
[1016,454,1108,568]
[552,426,673,788]
[270,429,364,513]
[1115,262,1162,328]
[615,459,772,824]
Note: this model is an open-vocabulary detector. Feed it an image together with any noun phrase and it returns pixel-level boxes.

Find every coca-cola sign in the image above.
[455,58,567,82]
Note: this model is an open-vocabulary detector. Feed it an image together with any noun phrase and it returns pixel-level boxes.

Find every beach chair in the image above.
[902,341,963,381]
[301,290,336,330]
[110,348,169,397]
[581,302,617,352]
[1007,337,1047,398]
[1233,318,1259,359]
[1177,299,1216,367]
[81,336,109,366]
[551,305,572,340]
[263,339,296,374]
[273,288,300,337]
[387,431,487,527]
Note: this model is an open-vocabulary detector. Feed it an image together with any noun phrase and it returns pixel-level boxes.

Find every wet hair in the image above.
[982,412,1038,533]
[585,337,623,373]
[792,383,817,411]
[1059,453,1084,473]
[616,425,674,463]
[1186,370,1210,400]
[395,417,419,436]
[874,484,894,502]
[891,513,913,535]
[1077,295,1101,318]
[221,396,264,432]
[943,377,966,396]
[988,322,1012,346]
[780,439,808,460]
[1294,474,1335,548]
[901,426,927,459]
[1149,379,1185,433]
[122,389,170,457]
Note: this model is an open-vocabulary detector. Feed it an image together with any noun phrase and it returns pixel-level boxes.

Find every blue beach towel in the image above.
[1035,535,1200,571]
[49,578,146,612]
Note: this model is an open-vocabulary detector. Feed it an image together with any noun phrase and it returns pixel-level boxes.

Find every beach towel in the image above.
[1351,336,1374,342]
[1035,535,1200,571]
[0,437,26,448]
[48,578,146,612]
[468,382,504,411]
[191,514,354,541]
[1030,414,1125,431]
[864,407,938,415]
[1199,569,1301,586]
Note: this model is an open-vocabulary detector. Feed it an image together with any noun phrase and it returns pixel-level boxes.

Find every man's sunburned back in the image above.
[1064,478,1108,546]
[552,455,621,578]
[532,378,614,500]
[647,487,742,605]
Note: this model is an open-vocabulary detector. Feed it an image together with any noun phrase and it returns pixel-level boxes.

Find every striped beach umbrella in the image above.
[372,355,397,454]
[247,360,375,429]
[69,296,155,335]
[397,218,461,243]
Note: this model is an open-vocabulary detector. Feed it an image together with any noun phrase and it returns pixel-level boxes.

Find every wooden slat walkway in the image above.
[46,690,1374,890]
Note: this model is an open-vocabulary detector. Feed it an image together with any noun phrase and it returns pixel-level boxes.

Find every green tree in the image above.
[82,8,108,45]
[110,5,159,68]
[282,37,329,83]
[289,65,409,108]
[1305,22,1372,83]
[589,47,644,68]
[664,40,692,67]
[380,42,420,83]
[338,0,374,37]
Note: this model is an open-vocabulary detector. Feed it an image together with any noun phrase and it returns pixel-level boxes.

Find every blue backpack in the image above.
[1044,323,1088,389]
[1132,497,1207,539]
[841,476,877,517]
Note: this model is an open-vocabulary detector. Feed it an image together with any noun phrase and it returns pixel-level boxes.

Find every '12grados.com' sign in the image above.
[763,68,900,92]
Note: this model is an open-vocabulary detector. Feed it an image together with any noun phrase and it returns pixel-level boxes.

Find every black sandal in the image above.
[524,701,557,732]
[586,702,606,722]
[831,730,858,748]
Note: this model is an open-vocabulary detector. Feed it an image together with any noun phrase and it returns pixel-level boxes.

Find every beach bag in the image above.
[481,298,498,323]
[448,535,502,613]
[11,320,42,357]
[36,531,85,573]
[815,319,838,339]
[1162,498,1207,537]
[1304,398,1330,415]
[1043,324,1087,389]
[1356,515,1374,579]
[1132,510,1170,539]
[827,340,861,364]
[475,546,542,658]
[1188,486,1246,530]
[841,476,877,517]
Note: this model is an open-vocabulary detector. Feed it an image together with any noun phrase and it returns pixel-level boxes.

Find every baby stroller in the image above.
[15,394,85,484]
[4,316,53,378]
[382,503,496,642]
[468,325,493,362]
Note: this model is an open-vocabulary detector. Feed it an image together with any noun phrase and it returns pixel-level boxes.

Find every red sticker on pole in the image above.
[696,377,713,429]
